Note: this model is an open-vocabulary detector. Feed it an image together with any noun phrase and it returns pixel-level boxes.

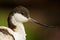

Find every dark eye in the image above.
[21,13,24,15]
[21,12,29,18]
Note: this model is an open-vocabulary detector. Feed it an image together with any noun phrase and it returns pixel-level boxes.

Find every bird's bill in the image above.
[28,17,49,27]
[28,17,56,28]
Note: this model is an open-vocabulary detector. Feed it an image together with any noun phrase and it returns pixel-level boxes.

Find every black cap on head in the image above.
[12,6,30,18]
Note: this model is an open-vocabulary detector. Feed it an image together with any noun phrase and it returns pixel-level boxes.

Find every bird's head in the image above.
[11,6,29,23]
[8,6,55,28]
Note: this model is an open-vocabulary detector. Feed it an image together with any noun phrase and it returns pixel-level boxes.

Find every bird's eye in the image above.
[21,12,29,18]
[21,13,24,15]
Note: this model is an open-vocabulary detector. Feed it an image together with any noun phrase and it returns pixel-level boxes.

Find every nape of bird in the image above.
[0,6,55,40]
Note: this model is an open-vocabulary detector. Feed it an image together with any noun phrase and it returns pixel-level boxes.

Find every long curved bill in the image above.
[29,17,55,28]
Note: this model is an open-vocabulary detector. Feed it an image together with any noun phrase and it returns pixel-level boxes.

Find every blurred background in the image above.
[0,0,60,40]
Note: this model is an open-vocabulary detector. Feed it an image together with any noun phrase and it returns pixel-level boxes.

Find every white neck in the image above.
[11,16,26,40]
[11,16,26,34]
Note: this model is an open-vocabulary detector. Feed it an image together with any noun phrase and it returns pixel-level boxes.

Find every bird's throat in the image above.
[11,16,26,34]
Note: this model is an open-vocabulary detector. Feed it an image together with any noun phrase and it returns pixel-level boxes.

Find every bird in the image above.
[0,6,28,40]
[0,6,55,40]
